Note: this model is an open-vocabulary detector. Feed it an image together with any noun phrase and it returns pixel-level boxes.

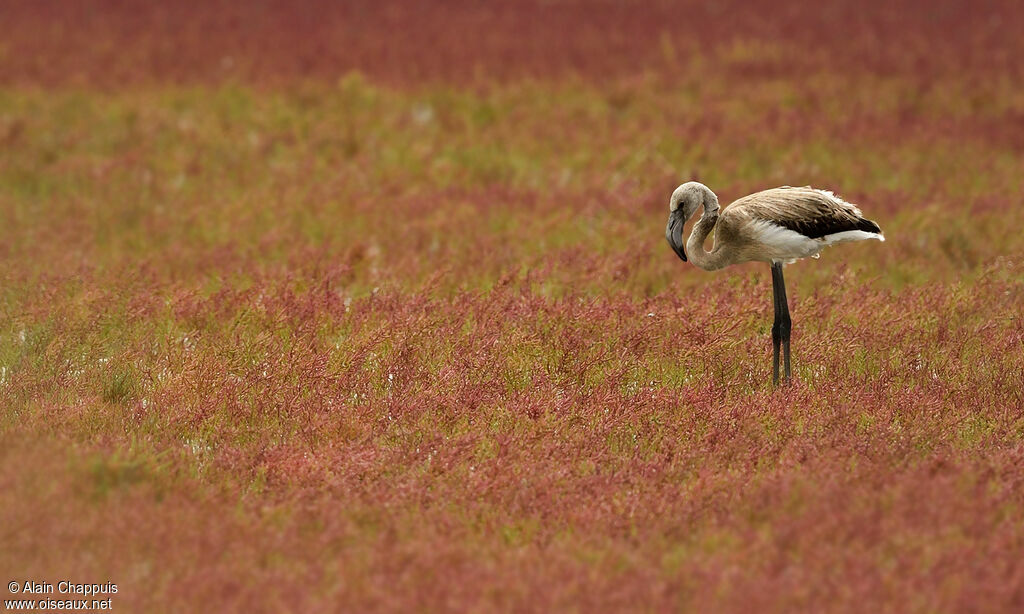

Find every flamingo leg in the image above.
[771,262,792,385]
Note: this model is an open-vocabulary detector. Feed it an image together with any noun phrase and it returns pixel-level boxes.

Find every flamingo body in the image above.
[665,182,884,384]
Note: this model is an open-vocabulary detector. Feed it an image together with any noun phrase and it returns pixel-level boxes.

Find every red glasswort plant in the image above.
[2,1,1023,612]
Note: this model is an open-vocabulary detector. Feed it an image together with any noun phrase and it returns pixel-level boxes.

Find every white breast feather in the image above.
[746,220,884,264]
[746,219,819,261]
[820,230,886,245]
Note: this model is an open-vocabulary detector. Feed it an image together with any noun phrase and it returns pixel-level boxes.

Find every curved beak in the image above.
[665,209,687,262]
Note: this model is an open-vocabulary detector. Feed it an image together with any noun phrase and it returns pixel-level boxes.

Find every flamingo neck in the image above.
[687,209,729,271]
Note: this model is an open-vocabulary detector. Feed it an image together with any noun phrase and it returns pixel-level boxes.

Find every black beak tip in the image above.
[666,212,687,263]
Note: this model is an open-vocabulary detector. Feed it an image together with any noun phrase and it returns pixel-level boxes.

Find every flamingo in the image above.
[665,182,884,385]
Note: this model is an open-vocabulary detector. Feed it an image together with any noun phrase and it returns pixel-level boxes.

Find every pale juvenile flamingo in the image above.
[665,182,884,385]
